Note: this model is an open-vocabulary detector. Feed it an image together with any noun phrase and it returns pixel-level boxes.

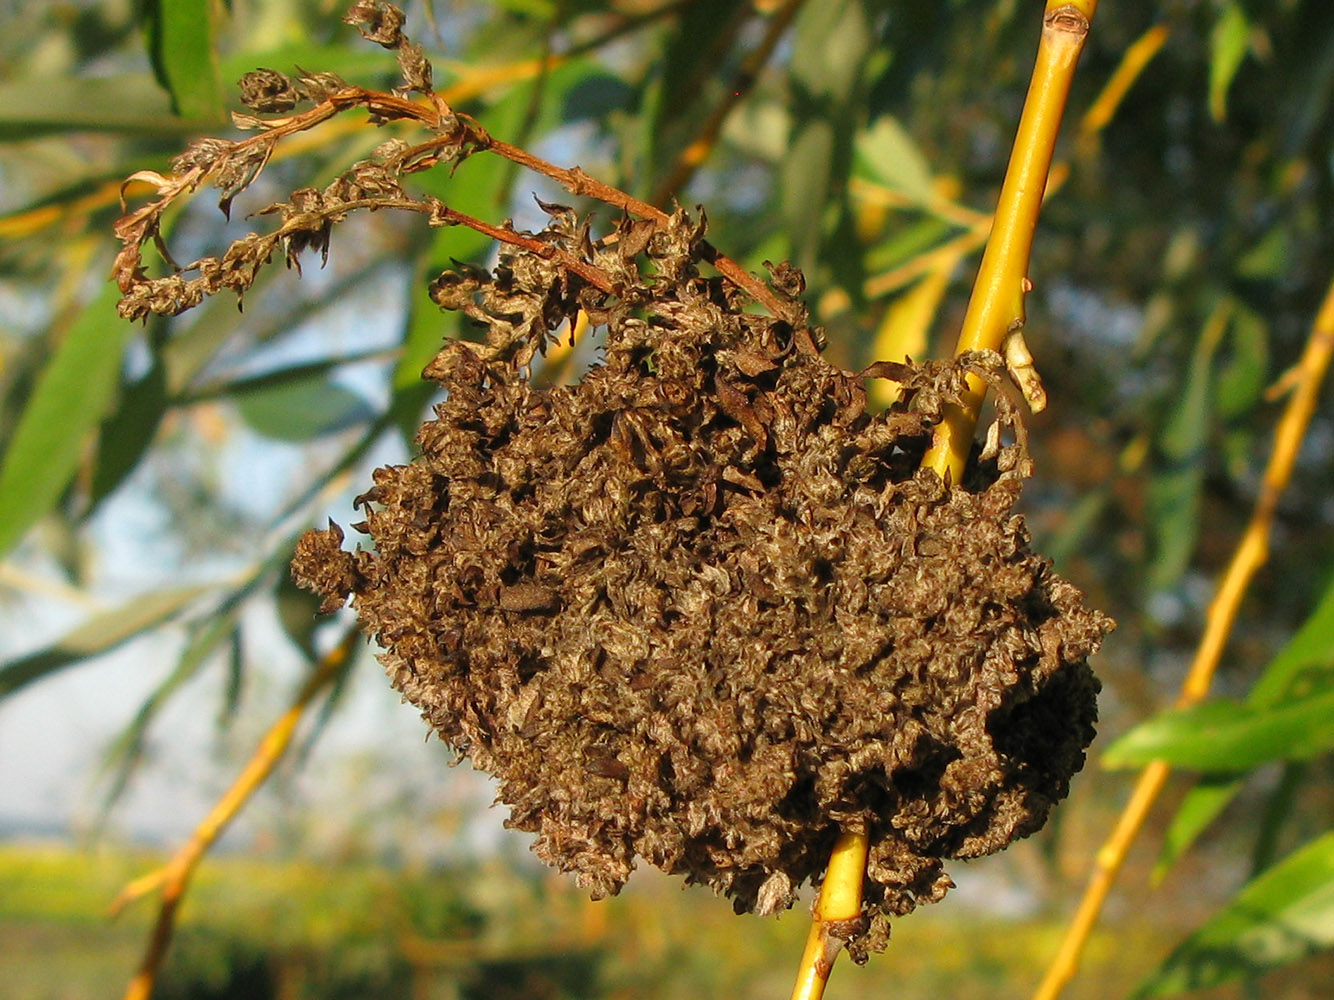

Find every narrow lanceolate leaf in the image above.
[233,374,374,443]
[1103,689,1334,772]
[1134,832,1334,997]
[1153,774,1244,883]
[1248,570,1334,706]
[142,0,226,122]
[0,586,211,700]
[1208,1,1250,123]
[1154,572,1334,877]
[854,116,935,207]
[0,280,130,559]
[89,359,168,508]
[97,612,237,815]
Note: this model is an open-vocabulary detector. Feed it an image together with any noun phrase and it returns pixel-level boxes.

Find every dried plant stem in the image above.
[116,82,796,324]
[922,0,1096,482]
[649,0,806,206]
[788,831,871,1000]
[478,132,795,321]
[1031,275,1334,1000]
[114,629,357,1000]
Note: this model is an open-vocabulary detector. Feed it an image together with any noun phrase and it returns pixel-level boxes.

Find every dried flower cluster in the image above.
[112,0,1112,961]
[291,202,1111,959]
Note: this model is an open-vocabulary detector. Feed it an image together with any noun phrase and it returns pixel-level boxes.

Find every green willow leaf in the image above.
[88,358,168,508]
[1134,832,1334,997]
[854,116,934,207]
[0,586,212,700]
[1103,689,1334,772]
[1249,571,1334,706]
[141,0,226,122]
[0,279,130,559]
[1154,573,1334,877]
[1153,775,1244,884]
[233,374,374,442]
[0,74,196,138]
[1208,1,1250,123]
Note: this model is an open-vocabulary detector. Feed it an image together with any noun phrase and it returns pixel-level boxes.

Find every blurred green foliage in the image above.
[2,0,1334,996]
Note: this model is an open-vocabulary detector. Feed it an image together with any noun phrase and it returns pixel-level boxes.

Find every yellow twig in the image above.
[790,7,1097,998]
[1031,277,1334,1000]
[114,629,358,1000]
[1077,23,1169,140]
[788,831,870,1000]
[923,0,1097,482]
[649,0,805,206]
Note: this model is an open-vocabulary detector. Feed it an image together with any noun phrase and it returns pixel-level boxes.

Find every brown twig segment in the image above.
[649,0,806,207]
[113,32,799,326]
[1031,276,1334,1000]
[788,831,870,1000]
[114,630,357,1000]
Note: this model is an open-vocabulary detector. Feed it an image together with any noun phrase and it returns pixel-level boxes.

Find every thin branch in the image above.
[791,7,1098,996]
[649,0,806,206]
[113,629,358,1000]
[1031,274,1334,1000]
[477,131,797,321]
[787,831,870,1000]
[115,79,798,325]
[922,0,1097,480]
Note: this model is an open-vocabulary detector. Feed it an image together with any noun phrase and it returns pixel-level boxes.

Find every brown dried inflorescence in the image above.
[291,205,1111,959]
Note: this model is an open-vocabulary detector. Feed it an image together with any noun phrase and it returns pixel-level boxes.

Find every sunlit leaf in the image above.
[0,279,130,559]
[1208,1,1250,123]
[1154,574,1334,876]
[1153,775,1244,883]
[1134,832,1334,997]
[141,0,226,122]
[0,585,213,700]
[1103,689,1334,772]
[854,116,935,206]
[1249,571,1334,707]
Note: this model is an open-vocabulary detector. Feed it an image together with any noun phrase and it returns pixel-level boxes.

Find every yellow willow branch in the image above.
[114,630,357,1000]
[1077,22,1169,139]
[1031,274,1334,1000]
[923,0,1096,482]
[788,831,871,1000]
[790,9,1097,998]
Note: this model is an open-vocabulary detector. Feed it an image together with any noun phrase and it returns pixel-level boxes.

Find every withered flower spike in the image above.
[291,207,1112,962]
[344,0,407,48]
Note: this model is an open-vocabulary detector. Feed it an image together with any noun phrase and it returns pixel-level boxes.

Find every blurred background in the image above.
[1,0,1333,997]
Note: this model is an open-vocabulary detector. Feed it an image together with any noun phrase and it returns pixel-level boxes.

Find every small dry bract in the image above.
[292,204,1111,959]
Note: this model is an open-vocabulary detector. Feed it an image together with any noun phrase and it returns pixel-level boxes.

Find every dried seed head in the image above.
[238,69,301,113]
[291,207,1111,960]
[343,0,406,48]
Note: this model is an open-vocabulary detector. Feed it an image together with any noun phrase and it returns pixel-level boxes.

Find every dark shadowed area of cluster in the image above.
[291,205,1111,959]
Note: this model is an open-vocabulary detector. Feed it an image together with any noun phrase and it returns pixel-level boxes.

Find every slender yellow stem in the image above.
[116,630,356,1000]
[1031,275,1334,1000]
[922,0,1096,482]
[1078,23,1168,139]
[789,7,1098,998]
[788,831,871,1000]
